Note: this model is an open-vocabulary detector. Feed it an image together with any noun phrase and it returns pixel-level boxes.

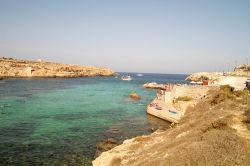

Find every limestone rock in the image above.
[95,138,118,158]
[231,64,250,76]
[186,71,248,90]
[185,72,222,82]
[129,91,140,100]
[143,82,165,89]
[0,57,115,78]
[93,88,250,166]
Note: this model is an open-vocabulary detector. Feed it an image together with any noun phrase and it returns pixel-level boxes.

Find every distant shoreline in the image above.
[0,57,115,78]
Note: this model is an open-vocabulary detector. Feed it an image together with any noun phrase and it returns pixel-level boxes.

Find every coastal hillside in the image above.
[93,86,250,166]
[231,64,250,76]
[0,57,115,78]
[186,64,250,80]
[185,64,249,90]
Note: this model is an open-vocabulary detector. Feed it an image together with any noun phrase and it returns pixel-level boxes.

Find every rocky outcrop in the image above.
[185,71,248,90]
[185,72,222,83]
[231,64,250,76]
[95,138,119,158]
[143,82,165,89]
[0,57,115,78]
[186,64,250,83]
[93,87,250,166]
[129,92,140,100]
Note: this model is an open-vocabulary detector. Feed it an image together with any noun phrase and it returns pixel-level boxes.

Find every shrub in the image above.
[210,85,235,105]
[176,96,193,101]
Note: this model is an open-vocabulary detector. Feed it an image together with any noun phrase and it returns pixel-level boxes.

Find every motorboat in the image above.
[137,73,143,77]
[121,75,132,81]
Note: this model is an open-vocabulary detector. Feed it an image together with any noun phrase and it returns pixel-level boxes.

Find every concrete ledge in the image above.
[147,99,182,123]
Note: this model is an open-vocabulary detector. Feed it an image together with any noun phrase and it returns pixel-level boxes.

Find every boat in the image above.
[121,75,132,81]
[137,73,143,77]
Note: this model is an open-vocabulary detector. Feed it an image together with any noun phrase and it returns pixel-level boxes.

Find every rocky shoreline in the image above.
[186,64,250,82]
[185,64,250,90]
[93,85,250,166]
[93,69,250,165]
[0,57,115,78]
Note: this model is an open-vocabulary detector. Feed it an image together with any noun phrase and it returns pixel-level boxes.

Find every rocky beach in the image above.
[0,57,115,78]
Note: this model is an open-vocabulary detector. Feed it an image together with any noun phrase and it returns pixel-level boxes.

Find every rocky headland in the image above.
[186,64,250,90]
[93,67,250,166]
[0,57,115,78]
[93,86,250,166]
[231,64,250,76]
[186,64,250,82]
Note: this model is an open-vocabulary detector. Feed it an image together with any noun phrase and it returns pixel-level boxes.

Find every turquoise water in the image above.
[0,73,187,165]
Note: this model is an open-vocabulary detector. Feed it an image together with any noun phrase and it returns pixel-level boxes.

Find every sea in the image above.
[0,73,187,165]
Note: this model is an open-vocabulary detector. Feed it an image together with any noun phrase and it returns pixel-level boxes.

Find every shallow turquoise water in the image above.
[0,74,187,165]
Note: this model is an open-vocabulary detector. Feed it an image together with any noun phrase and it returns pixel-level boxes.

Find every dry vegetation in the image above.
[93,86,250,166]
[0,57,115,77]
[175,86,250,165]
[210,85,237,105]
[176,96,193,102]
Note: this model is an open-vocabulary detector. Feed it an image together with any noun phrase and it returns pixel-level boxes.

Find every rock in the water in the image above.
[106,128,121,134]
[95,138,118,158]
[129,91,140,100]
[143,82,165,89]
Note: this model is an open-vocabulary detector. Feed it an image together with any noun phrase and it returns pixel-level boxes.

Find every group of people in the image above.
[149,102,162,110]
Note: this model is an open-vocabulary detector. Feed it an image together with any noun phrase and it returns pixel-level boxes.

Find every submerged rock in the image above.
[143,82,165,89]
[105,128,123,136]
[95,138,118,158]
[129,92,140,100]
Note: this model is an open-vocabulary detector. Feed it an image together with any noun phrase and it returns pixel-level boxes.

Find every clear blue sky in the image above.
[0,0,249,74]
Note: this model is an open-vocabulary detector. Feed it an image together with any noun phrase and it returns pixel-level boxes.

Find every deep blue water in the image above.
[0,73,187,165]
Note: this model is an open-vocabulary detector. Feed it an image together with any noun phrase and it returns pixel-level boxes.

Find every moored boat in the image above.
[121,75,132,81]
[137,73,143,77]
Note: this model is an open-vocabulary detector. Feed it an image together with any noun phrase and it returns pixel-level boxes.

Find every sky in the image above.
[0,0,249,74]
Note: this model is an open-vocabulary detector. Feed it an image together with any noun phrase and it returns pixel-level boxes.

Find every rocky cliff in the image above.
[0,57,115,78]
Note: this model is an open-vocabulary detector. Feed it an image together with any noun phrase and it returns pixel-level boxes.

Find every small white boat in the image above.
[137,73,143,77]
[121,75,132,81]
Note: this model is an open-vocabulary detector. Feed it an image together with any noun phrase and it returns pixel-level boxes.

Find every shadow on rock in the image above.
[95,138,119,158]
